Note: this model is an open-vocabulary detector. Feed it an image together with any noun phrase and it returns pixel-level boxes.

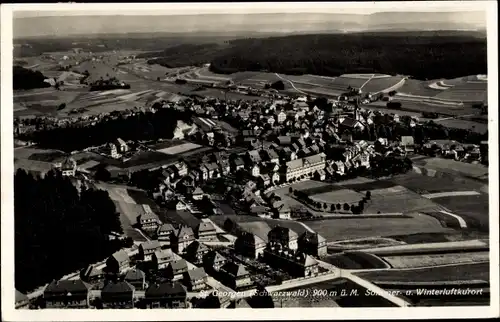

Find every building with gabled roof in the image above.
[235,232,267,259]
[268,226,298,250]
[182,267,208,291]
[157,223,175,245]
[139,240,161,261]
[144,281,188,308]
[43,279,92,308]
[220,262,253,290]
[298,231,328,257]
[152,249,174,270]
[124,268,146,290]
[80,264,104,284]
[282,153,326,182]
[101,281,135,309]
[263,244,319,278]
[184,240,210,265]
[166,259,189,281]
[203,250,227,273]
[106,250,130,274]
[195,221,217,241]
[170,225,195,254]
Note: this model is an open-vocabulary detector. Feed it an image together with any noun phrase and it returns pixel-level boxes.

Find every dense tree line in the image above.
[18,108,194,152]
[15,170,126,293]
[13,66,51,90]
[141,43,225,68]
[208,33,486,80]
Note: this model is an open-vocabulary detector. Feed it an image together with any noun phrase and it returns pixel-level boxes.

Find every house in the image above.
[43,280,91,308]
[106,250,130,274]
[170,226,196,254]
[298,231,328,257]
[198,165,209,181]
[203,251,228,273]
[124,269,147,290]
[332,161,345,175]
[115,138,129,154]
[267,116,276,125]
[139,240,161,261]
[173,161,189,177]
[266,149,280,164]
[247,150,262,164]
[314,169,326,181]
[175,200,188,211]
[282,153,326,182]
[235,232,266,259]
[157,223,175,245]
[138,211,160,232]
[152,249,174,270]
[192,187,205,200]
[275,111,287,123]
[205,162,220,179]
[60,157,77,176]
[263,245,320,278]
[258,174,271,187]
[220,262,253,290]
[195,221,217,241]
[166,259,189,281]
[268,226,298,250]
[271,172,280,185]
[144,281,188,308]
[250,205,272,218]
[15,290,30,309]
[80,265,104,284]
[400,136,415,153]
[251,164,261,177]
[232,157,245,171]
[184,241,210,265]
[182,267,208,291]
[272,202,291,220]
[101,281,135,309]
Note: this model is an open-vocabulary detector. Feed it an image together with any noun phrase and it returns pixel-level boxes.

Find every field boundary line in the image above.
[422,191,481,199]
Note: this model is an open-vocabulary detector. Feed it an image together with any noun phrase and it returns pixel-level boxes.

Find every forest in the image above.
[13,66,51,90]
[15,170,128,293]
[208,33,487,80]
[18,108,194,152]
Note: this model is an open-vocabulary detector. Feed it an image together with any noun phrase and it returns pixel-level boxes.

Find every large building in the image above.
[281,153,326,182]
[263,244,319,278]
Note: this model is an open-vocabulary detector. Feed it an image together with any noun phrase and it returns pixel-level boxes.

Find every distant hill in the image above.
[14,11,486,38]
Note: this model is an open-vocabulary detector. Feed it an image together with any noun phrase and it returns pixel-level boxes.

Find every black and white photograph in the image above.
[1,1,498,320]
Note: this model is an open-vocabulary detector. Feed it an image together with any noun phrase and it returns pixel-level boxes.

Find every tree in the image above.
[343,203,350,211]
[323,203,328,210]
[336,203,341,210]
[289,187,293,194]
[350,204,356,213]
[365,191,371,200]
[270,80,285,91]
[330,204,336,212]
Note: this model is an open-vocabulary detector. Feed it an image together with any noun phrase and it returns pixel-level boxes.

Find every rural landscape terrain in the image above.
[11,7,492,311]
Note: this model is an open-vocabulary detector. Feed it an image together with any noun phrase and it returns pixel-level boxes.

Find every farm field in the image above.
[388,172,485,194]
[381,251,489,269]
[434,118,488,133]
[417,158,489,179]
[431,195,489,232]
[355,262,489,283]
[363,186,443,213]
[327,237,406,251]
[359,76,406,94]
[324,251,390,269]
[310,189,364,205]
[14,147,66,161]
[396,79,444,97]
[389,231,490,244]
[306,213,453,242]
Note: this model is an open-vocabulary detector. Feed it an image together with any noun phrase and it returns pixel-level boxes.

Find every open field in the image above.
[327,237,406,251]
[306,213,453,242]
[355,262,489,283]
[359,76,406,94]
[310,189,364,205]
[363,187,443,213]
[324,252,390,269]
[14,147,66,161]
[389,172,486,194]
[434,118,488,133]
[396,79,444,97]
[431,195,489,232]
[416,158,489,179]
[94,182,149,241]
[433,81,487,103]
[389,231,490,244]
[381,251,489,269]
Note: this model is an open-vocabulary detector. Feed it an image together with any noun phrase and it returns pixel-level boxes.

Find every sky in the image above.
[8,2,489,37]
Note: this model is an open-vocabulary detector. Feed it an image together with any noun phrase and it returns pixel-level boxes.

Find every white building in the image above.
[283,153,326,182]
